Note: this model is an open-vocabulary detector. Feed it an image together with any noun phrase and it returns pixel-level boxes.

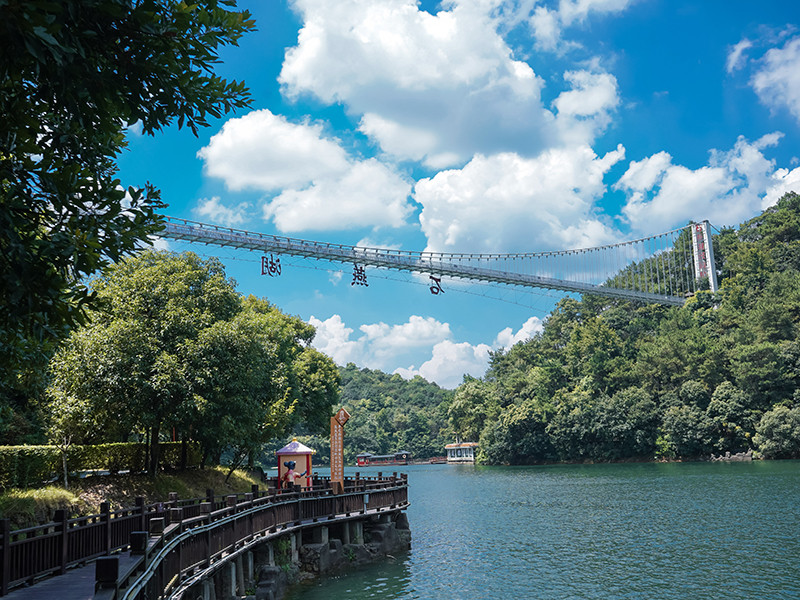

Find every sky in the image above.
[118,0,800,389]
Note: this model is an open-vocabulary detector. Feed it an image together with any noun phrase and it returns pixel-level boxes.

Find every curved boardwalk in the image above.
[1,474,409,600]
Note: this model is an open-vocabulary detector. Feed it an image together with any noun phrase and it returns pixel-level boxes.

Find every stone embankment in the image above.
[710,450,753,462]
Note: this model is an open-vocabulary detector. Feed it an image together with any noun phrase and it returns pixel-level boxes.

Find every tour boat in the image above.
[355,451,411,466]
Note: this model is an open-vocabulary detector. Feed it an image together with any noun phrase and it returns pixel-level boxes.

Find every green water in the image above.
[287,461,800,599]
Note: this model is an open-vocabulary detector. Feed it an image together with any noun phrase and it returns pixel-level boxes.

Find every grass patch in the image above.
[0,467,264,530]
[0,487,88,530]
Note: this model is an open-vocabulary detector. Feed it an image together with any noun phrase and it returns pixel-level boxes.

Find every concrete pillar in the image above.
[202,579,216,600]
[246,551,255,586]
[309,525,329,544]
[218,562,236,599]
[351,521,364,545]
[342,522,351,545]
[235,555,245,596]
[268,542,275,566]
[291,532,299,563]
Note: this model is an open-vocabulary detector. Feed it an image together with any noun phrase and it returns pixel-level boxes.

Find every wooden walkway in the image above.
[3,553,140,600]
[1,474,409,600]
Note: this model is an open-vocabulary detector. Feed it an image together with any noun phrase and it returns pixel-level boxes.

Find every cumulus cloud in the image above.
[197,109,413,232]
[194,197,250,227]
[761,165,800,210]
[751,36,800,125]
[553,68,620,144]
[494,316,545,350]
[280,0,554,166]
[395,340,492,389]
[263,158,414,231]
[309,312,542,388]
[616,133,787,232]
[415,144,625,254]
[198,110,349,191]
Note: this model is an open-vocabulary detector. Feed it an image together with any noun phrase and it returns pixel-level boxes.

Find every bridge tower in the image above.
[691,221,718,293]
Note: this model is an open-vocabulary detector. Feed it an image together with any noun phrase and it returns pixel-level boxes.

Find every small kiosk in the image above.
[276,438,315,490]
[445,442,479,463]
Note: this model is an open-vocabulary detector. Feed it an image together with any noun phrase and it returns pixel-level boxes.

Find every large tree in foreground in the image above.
[47,251,340,473]
[0,0,254,412]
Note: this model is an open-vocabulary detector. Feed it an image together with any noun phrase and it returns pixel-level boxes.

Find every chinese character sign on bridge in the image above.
[330,407,350,494]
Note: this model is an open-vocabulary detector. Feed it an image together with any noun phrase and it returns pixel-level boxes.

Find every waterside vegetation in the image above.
[449,192,800,464]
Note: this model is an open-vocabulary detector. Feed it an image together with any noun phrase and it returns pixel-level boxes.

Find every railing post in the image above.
[101,502,112,555]
[168,491,179,508]
[1,518,10,596]
[251,484,259,498]
[54,509,69,575]
[135,496,146,532]
[95,556,119,592]
[201,503,212,568]
[206,488,215,509]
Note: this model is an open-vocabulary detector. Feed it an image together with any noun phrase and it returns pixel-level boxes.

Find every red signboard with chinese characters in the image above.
[330,407,350,494]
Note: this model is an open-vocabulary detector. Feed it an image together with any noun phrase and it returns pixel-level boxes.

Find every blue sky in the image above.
[118,0,800,388]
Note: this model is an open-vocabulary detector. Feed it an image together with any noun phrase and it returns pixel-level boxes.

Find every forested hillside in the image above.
[338,364,453,462]
[450,192,800,464]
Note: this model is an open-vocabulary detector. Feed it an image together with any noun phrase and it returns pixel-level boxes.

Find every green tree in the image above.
[1,0,254,411]
[706,382,755,454]
[480,399,555,464]
[753,405,800,459]
[46,251,340,474]
[448,379,495,443]
[658,404,711,459]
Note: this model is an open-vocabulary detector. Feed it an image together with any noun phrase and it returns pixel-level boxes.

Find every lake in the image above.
[287,461,800,599]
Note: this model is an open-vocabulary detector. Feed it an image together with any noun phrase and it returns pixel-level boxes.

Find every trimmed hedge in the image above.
[0,442,202,490]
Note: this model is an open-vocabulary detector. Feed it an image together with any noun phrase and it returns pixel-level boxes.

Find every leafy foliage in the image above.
[451,192,800,463]
[337,364,453,463]
[45,251,339,473]
[1,0,254,427]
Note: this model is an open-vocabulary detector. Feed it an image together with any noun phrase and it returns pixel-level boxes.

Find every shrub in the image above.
[754,406,800,459]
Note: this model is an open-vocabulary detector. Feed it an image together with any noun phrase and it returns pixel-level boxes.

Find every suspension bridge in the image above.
[158,216,719,306]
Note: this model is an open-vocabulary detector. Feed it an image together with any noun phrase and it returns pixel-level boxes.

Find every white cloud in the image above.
[530,0,635,52]
[309,314,451,370]
[309,313,546,388]
[280,0,554,165]
[751,36,800,125]
[126,120,144,136]
[530,6,565,52]
[553,68,620,144]
[761,165,800,209]
[616,134,786,233]
[149,235,171,251]
[194,197,249,227]
[395,340,492,389]
[263,158,413,231]
[415,144,625,254]
[494,316,545,350]
[308,315,362,365]
[615,151,672,191]
[726,38,753,73]
[198,109,349,190]
[197,109,414,232]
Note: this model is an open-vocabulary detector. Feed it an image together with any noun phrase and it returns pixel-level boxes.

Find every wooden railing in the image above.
[0,473,409,598]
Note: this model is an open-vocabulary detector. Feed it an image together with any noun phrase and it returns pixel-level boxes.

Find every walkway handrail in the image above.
[0,473,405,596]
[102,474,409,600]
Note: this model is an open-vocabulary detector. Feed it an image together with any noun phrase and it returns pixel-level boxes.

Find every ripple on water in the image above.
[288,462,800,600]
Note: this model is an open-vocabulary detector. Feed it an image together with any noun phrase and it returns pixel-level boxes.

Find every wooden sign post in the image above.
[330,407,350,494]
